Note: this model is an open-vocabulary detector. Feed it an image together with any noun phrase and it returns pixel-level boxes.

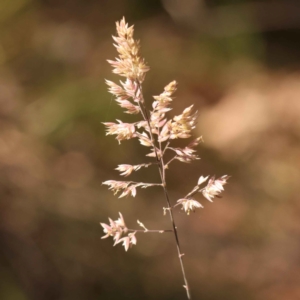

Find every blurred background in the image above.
[1,0,300,299]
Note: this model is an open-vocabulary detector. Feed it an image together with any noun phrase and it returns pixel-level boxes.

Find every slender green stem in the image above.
[165,155,178,169]
[136,81,192,300]
[115,181,163,187]
[185,186,205,199]
[127,229,173,233]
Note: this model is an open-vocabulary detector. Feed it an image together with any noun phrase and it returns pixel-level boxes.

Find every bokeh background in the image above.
[1,0,300,299]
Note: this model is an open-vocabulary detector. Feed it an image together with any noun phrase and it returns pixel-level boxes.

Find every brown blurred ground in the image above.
[1,0,300,299]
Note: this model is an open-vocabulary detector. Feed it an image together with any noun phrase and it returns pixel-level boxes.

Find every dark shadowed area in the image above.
[1,0,300,299]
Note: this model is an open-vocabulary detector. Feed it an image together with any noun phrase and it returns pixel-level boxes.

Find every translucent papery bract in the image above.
[150,111,164,125]
[116,18,134,39]
[136,132,152,147]
[158,120,172,142]
[100,212,128,241]
[105,80,128,99]
[170,106,198,140]
[197,175,209,186]
[103,180,160,198]
[104,180,136,198]
[120,78,137,98]
[202,175,229,202]
[103,120,136,142]
[115,212,126,228]
[153,81,177,109]
[136,121,149,130]
[176,198,203,215]
[103,180,131,195]
[116,163,152,177]
[115,164,135,177]
[146,147,162,158]
[169,147,200,163]
[157,106,198,142]
[149,111,168,135]
[114,232,137,251]
[116,99,140,114]
[119,185,137,198]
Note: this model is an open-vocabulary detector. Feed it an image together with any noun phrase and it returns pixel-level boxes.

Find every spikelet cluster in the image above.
[101,17,229,248]
[101,213,136,251]
[107,18,149,82]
